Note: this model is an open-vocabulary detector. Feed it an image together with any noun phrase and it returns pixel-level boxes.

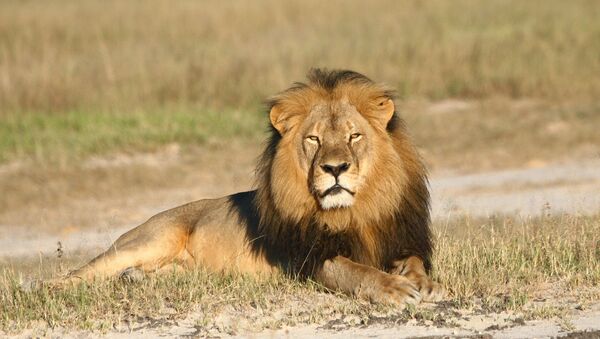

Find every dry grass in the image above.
[434,213,600,311]
[1,214,598,334]
[1,0,599,166]
[2,0,599,113]
[0,270,330,334]
[405,99,600,171]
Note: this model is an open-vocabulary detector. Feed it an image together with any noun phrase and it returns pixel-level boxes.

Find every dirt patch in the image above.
[7,301,600,338]
[432,158,600,218]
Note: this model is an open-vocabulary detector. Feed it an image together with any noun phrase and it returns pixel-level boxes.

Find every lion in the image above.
[53,69,445,305]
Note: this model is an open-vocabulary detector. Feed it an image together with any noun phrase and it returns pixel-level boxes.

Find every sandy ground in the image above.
[1,158,599,259]
[2,152,600,338]
[431,158,600,218]
[11,297,600,339]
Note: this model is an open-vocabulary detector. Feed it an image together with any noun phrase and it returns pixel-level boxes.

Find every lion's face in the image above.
[269,90,397,212]
[297,101,375,209]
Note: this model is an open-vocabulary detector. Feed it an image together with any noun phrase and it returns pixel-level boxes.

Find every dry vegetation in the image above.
[1,0,599,167]
[2,0,599,112]
[1,214,599,333]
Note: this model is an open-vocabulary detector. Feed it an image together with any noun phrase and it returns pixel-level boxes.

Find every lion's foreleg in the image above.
[390,256,446,302]
[315,255,421,306]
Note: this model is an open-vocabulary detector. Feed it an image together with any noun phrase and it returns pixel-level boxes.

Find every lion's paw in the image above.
[367,273,422,306]
[417,278,446,302]
[390,257,446,302]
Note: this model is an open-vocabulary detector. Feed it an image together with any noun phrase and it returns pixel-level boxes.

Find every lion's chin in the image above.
[318,191,355,210]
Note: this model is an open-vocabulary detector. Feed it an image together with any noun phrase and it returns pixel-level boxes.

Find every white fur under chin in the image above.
[318,191,355,210]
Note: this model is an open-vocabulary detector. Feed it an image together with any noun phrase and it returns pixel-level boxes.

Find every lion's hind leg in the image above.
[390,256,446,302]
[62,219,193,284]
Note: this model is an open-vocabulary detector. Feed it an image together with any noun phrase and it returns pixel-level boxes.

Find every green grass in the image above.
[2,99,598,169]
[0,108,265,164]
[1,214,599,333]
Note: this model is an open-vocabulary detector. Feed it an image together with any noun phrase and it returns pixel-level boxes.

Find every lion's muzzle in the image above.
[319,184,355,198]
[315,161,357,209]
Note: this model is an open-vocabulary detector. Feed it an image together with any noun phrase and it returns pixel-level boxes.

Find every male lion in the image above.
[56,69,444,305]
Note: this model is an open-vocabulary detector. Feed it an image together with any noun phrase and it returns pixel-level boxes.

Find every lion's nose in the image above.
[320,162,350,177]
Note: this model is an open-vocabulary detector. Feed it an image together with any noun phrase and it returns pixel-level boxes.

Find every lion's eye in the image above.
[306,135,320,144]
[349,133,362,142]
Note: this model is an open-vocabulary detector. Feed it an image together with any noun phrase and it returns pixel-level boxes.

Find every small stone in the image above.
[19,278,42,292]
[119,267,145,282]
[343,315,361,326]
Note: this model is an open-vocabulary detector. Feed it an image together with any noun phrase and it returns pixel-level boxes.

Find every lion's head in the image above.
[270,80,392,211]
[254,69,431,273]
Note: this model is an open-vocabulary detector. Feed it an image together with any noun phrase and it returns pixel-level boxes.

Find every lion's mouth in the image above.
[320,184,355,198]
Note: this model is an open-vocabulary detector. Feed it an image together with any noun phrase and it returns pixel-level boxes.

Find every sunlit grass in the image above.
[0,108,264,164]
[1,214,598,333]
[434,213,600,310]
[1,0,599,113]
[1,1,599,166]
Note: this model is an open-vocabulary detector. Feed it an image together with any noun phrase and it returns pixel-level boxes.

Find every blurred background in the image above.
[1,0,599,266]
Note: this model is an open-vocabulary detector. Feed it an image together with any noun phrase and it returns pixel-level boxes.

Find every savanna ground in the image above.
[1,1,600,337]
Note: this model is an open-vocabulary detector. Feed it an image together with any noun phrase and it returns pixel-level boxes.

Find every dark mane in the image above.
[231,68,432,277]
[307,68,372,91]
[267,68,397,110]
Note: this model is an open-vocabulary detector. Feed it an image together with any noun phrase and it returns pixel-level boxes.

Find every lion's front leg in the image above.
[390,256,446,302]
[315,256,422,306]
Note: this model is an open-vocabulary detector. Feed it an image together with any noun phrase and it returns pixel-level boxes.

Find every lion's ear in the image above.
[269,104,291,134]
[368,98,395,128]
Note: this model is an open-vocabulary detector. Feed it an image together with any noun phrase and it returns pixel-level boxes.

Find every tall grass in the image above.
[1,0,599,115]
[434,214,600,310]
[1,0,599,165]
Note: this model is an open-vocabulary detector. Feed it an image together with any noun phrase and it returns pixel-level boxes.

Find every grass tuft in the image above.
[433,214,600,311]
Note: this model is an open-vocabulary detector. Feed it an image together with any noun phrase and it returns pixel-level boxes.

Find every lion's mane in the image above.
[232,69,432,277]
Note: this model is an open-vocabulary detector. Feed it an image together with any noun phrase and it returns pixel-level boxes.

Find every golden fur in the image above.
[51,69,445,305]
